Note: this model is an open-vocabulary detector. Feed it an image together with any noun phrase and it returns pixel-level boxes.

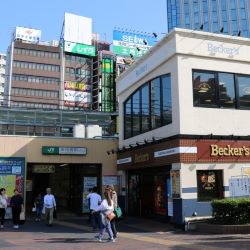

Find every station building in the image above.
[0,107,118,215]
[116,28,250,224]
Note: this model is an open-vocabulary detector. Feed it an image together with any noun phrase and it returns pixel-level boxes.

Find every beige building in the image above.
[0,136,117,214]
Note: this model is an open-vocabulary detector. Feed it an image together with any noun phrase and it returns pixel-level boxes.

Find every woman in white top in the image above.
[93,189,115,242]
[0,188,8,228]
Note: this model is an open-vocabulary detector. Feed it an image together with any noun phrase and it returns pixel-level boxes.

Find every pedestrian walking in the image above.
[44,188,56,226]
[10,189,24,229]
[34,193,43,221]
[93,189,115,243]
[0,188,8,228]
[107,185,118,239]
[87,187,101,230]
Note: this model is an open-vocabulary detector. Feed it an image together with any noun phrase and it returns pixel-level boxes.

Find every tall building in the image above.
[5,27,61,109]
[167,0,250,37]
[0,53,6,105]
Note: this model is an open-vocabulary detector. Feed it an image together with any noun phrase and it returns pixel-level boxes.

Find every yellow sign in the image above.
[64,81,89,91]
[0,175,16,197]
[210,144,250,156]
[134,153,149,163]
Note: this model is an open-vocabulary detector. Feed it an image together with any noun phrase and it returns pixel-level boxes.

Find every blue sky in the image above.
[0,0,167,53]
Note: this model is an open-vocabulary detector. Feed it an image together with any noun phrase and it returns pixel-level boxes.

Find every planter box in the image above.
[196,223,250,234]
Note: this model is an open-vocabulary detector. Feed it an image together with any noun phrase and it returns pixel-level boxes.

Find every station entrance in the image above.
[26,163,101,214]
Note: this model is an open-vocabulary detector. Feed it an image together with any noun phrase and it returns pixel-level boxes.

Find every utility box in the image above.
[73,124,85,138]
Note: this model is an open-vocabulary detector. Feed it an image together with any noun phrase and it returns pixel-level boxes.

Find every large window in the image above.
[124,74,171,139]
[237,75,250,108]
[193,71,217,106]
[197,170,224,201]
[192,70,250,109]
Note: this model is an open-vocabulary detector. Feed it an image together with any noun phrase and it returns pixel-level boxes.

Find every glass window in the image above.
[132,90,140,136]
[197,170,224,201]
[238,76,250,109]
[162,75,172,125]
[124,98,132,139]
[123,74,172,139]
[151,78,161,129]
[193,71,217,107]
[141,83,150,132]
[218,73,235,108]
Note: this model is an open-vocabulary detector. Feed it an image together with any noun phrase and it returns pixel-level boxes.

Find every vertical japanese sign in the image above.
[171,170,181,198]
[101,58,115,112]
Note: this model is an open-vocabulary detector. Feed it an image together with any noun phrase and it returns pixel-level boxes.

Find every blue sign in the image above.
[113,30,155,47]
[0,158,25,175]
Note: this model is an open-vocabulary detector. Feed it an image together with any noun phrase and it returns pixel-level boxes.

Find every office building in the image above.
[167,0,250,37]
[4,27,61,109]
[0,54,6,105]
[116,28,250,224]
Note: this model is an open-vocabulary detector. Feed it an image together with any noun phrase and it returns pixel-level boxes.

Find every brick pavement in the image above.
[1,216,250,249]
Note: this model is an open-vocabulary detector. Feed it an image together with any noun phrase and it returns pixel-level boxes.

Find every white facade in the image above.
[116,29,250,223]
[117,28,250,147]
[0,53,6,105]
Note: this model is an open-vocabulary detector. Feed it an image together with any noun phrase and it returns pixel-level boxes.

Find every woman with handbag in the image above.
[107,185,118,239]
[93,189,115,243]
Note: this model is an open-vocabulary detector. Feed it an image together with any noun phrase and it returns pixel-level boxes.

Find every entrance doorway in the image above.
[127,166,171,219]
[26,163,101,214]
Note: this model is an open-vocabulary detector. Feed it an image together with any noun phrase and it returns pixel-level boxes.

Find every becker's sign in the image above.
[210,144,250,156]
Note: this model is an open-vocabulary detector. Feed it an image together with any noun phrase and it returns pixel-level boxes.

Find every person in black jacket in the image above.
[10,189,23,229]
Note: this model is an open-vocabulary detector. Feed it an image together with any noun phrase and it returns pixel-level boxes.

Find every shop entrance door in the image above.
[128,174,140,215]
[154,175,169,216]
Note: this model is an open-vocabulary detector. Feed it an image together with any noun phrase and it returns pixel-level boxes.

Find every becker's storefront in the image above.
[116,28,250,225]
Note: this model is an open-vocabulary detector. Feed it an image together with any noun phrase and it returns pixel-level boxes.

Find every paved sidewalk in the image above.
[1,215,250,249]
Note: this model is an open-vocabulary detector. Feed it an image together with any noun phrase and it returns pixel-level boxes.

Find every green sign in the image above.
[42,146,87,155]
[64,41,96,56]
[113,45,148,57]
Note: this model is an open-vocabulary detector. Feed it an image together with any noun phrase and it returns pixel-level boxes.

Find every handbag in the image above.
[32,206,36,212]
[107,211,116,221]
[53,209,57,219]
[114,207,123,218]
[19,210,25,225]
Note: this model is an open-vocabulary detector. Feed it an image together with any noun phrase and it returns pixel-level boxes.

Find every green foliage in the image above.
[211,198,250,224]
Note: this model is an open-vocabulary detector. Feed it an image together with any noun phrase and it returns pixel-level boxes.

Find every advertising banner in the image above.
[64,81,91,107]
[82,177,97,213]
[64,41,95,56]
[64,13,92,45]
[14,27,41,42]
[101,58,115,112]
[0,157,25,197]
[229,176,250,197]
[171,170,181,198]
[113,30,154,57]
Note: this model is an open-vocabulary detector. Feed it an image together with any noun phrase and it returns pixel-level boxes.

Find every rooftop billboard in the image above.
[113,30,154,58]
[64,13,92,45]
[14,27,41,42]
